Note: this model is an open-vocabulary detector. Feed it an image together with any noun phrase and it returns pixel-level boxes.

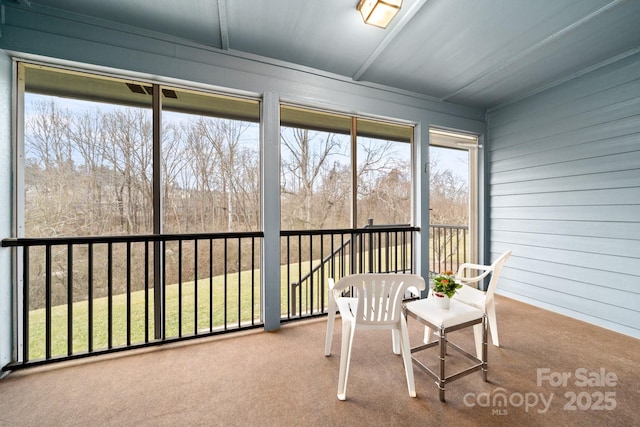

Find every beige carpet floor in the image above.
[0,295,638,426]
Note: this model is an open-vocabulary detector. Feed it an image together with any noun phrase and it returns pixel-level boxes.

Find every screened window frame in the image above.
[16,60,262,239]
[428,127,480,264]
[280,103,415,230]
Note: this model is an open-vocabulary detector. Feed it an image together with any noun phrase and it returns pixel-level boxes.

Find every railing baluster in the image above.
[144,241,149,344]
[356,232,361,273]
[388,230,394,270]
[88,244,93,352]
[376,231,381,273]
[448,228,453,272]
[385,231,390,272]
[320,235,324,313]
[341,234,345,277]
[287,236,291,318]
[397,230,401,272]
[437,226,441,272]
[308,236,313,314]
[462,229,467,271]
[329,234,335,280]
[209,238,213,332]
[224,237,228,330]
[162,241,167,340]
[251,236,256,325]
[402,230,407,272]
[237,238,242,328]
[126,241,131,346]
[178,239,183,338]
[297,235,302,317]
[67,243,73,356]
[107,242,113,349]
[439,226,443,271]
[194,239,198,335]
[455,229,460,271]
[22,246,29,362]
[45,244,51,360]
[409,231,414,273]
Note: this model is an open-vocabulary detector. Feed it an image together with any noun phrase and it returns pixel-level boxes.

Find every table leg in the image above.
[438,326,446,402]
[482,313,488,382]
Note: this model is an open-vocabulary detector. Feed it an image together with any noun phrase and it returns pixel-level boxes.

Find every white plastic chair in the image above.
[324,273,426,401]
[453,250,512,358]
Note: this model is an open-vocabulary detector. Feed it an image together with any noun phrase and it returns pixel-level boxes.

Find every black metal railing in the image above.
[1,231,263,370]
[2,223,466,370]
[429,224,469,274]
[282,224,418,319]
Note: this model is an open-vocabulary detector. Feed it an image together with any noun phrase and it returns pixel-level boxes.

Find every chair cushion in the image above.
[405,298,483,329]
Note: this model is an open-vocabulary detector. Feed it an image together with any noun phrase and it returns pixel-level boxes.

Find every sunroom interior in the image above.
[0,0,639,424]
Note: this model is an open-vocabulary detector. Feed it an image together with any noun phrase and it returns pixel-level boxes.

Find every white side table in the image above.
[404,297,487,401]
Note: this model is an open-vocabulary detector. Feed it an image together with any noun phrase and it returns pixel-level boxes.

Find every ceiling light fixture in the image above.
[357,0,402,29]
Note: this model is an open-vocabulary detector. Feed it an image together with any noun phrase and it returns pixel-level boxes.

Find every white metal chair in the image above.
[453,250,512,358]
[324,273,426,401]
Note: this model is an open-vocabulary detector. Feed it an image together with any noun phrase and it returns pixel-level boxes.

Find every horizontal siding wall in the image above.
[487,52,640,339]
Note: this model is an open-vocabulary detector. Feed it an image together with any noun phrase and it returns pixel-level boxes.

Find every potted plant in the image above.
[430,270,462,309]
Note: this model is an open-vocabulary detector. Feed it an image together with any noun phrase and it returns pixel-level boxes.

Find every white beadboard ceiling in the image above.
[22,0,640,109]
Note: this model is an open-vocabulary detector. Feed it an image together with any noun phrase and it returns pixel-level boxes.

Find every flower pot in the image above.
[432,292,450,309]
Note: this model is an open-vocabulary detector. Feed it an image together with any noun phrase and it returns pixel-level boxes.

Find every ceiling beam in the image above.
[441,0,627,102]
[218,0,229,50]
[353,0,429,81]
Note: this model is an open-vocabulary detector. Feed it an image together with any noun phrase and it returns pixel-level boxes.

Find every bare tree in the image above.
[429,152,468,226]
[162,121,196,233]
[428,151,469,272]
[316,161,351,228]
[367,167,411,225]
[213,119,259,231]
[102,108,154,233]
[190,117,259,231]
[281,128,348,229]
[356,138,410,226]
[67,109,112,234]
[25,100,76,236]
[23,96,468,307]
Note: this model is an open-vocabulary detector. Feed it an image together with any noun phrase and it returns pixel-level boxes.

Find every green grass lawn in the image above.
[25,245,417,360]
[26,261,321,360]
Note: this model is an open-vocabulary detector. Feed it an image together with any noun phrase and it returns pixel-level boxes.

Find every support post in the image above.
[261,92,281,331]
